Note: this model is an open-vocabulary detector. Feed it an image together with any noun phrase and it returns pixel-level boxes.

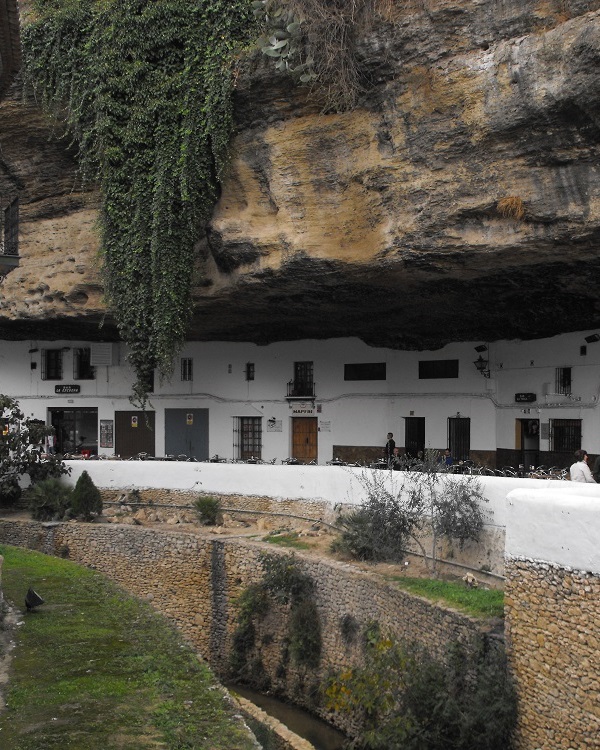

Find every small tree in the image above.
[0,395,69,506]
[71,470,102,521]
[336,454,488,573]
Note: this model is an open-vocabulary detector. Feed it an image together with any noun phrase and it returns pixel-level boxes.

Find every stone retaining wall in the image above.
[0,519,489,735]
[504,559,600,750]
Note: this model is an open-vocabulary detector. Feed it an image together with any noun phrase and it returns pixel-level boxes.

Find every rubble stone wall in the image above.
[0,519,487,732]
[504,559,600,750]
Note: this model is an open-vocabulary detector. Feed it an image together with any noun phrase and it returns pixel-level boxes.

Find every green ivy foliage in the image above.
[22,0,257,404]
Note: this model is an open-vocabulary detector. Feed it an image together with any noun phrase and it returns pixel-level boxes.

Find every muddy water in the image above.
[228,683,347,750]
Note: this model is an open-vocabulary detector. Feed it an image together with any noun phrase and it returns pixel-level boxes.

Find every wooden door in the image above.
[292,417,318,463]
[115,411,155,458]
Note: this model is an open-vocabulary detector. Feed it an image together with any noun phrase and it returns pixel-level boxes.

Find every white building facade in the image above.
[1,331,599,468]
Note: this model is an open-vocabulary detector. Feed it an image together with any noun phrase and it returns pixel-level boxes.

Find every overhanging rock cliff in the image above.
[1,0,600,349]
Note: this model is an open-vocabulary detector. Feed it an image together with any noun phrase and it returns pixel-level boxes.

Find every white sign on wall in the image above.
[319,420,331,432]
[292,402,314,415]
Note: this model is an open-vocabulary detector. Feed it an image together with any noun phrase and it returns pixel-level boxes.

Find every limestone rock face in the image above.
[2,1,600,347]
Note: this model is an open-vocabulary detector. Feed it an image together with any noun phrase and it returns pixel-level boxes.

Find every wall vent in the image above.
[90,343,115,367]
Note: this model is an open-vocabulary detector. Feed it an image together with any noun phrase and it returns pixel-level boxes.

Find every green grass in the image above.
[387,575,504,619]
[262,532,312,550]
[0,544,257,750]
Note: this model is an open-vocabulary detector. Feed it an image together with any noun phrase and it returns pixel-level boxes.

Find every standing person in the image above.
[385,432,395,466]
[569,449,596,483]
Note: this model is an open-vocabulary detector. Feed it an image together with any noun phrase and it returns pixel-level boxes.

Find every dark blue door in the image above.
[165,409,209,460]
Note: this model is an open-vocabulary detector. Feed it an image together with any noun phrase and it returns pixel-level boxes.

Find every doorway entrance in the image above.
[165,409,209,460]
[404,416,425,459]
[115,411,155,458]
[517,418,540,469]
[292,418,318,463]
[49,408,98,456]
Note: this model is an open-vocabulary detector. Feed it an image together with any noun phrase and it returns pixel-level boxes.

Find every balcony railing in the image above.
[286,380,316,399]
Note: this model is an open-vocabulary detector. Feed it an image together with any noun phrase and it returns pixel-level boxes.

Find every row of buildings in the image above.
[1,332,598,468]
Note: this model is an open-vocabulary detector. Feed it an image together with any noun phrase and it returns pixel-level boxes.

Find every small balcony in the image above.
[286,379,316,400]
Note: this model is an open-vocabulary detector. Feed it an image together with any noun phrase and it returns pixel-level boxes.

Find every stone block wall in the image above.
[0,519,489,735]
[505,559,600,750]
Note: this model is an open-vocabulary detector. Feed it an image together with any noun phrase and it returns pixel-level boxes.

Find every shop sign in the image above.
[515,393,536,403]
[55,384,81,394]
[292,402,314,415]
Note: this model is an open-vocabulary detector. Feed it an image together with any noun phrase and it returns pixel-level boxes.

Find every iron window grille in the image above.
[181,357,193,382]
[288,361,315,397]
[245,362,255,381]
[550,419,581,453]
[555,367,572,395]
[73,347,95,380]
[233,416,262,460]
[41,349,63,381]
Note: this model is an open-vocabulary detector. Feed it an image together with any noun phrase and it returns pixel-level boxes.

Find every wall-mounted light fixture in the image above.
[474,344,488,353]
[584,333,600,343]
[473,354,490,378]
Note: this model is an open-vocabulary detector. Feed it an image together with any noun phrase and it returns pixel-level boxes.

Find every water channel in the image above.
[228,683,347,750]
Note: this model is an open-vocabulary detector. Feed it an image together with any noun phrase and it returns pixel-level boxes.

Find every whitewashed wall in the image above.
[2,331,600,461]
[62,461,592,531]
[506,486,600,574]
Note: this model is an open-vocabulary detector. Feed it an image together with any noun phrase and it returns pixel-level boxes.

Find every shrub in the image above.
[1,395,69,508]
[71,470,102,521]
[325,631,517,750]
[28,478,73,521]
[335,468,488,573]
[194,495,222,525]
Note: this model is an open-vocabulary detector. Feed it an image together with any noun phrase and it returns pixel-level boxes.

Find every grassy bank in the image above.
[388,575,504,619]
[0,545,257,750]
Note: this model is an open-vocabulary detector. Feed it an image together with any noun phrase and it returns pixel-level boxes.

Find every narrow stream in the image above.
[227,683,347,750]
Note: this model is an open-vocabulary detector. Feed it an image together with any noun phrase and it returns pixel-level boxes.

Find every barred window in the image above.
[0,198,18,257]
[41,349,63,381]
[245,362,255,381]
[555,367,572,395]
[74,348,95,380]
[551,419,581,453]
[181,357,193,382]
[233,416,262,460]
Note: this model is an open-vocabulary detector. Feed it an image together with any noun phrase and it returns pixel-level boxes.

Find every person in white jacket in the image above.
[569,449,597,483]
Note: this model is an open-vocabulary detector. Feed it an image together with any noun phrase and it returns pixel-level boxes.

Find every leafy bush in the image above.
[335,467,488,573]
[194,495,222,525]
[229,554,322,687]
[28,478,73,521]
[1,395,69,508]
[71,470,102,521]
[333,472,417,562]
[325,630,517,750]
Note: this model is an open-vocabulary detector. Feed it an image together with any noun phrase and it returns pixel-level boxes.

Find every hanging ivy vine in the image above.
[22,0,257,405]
